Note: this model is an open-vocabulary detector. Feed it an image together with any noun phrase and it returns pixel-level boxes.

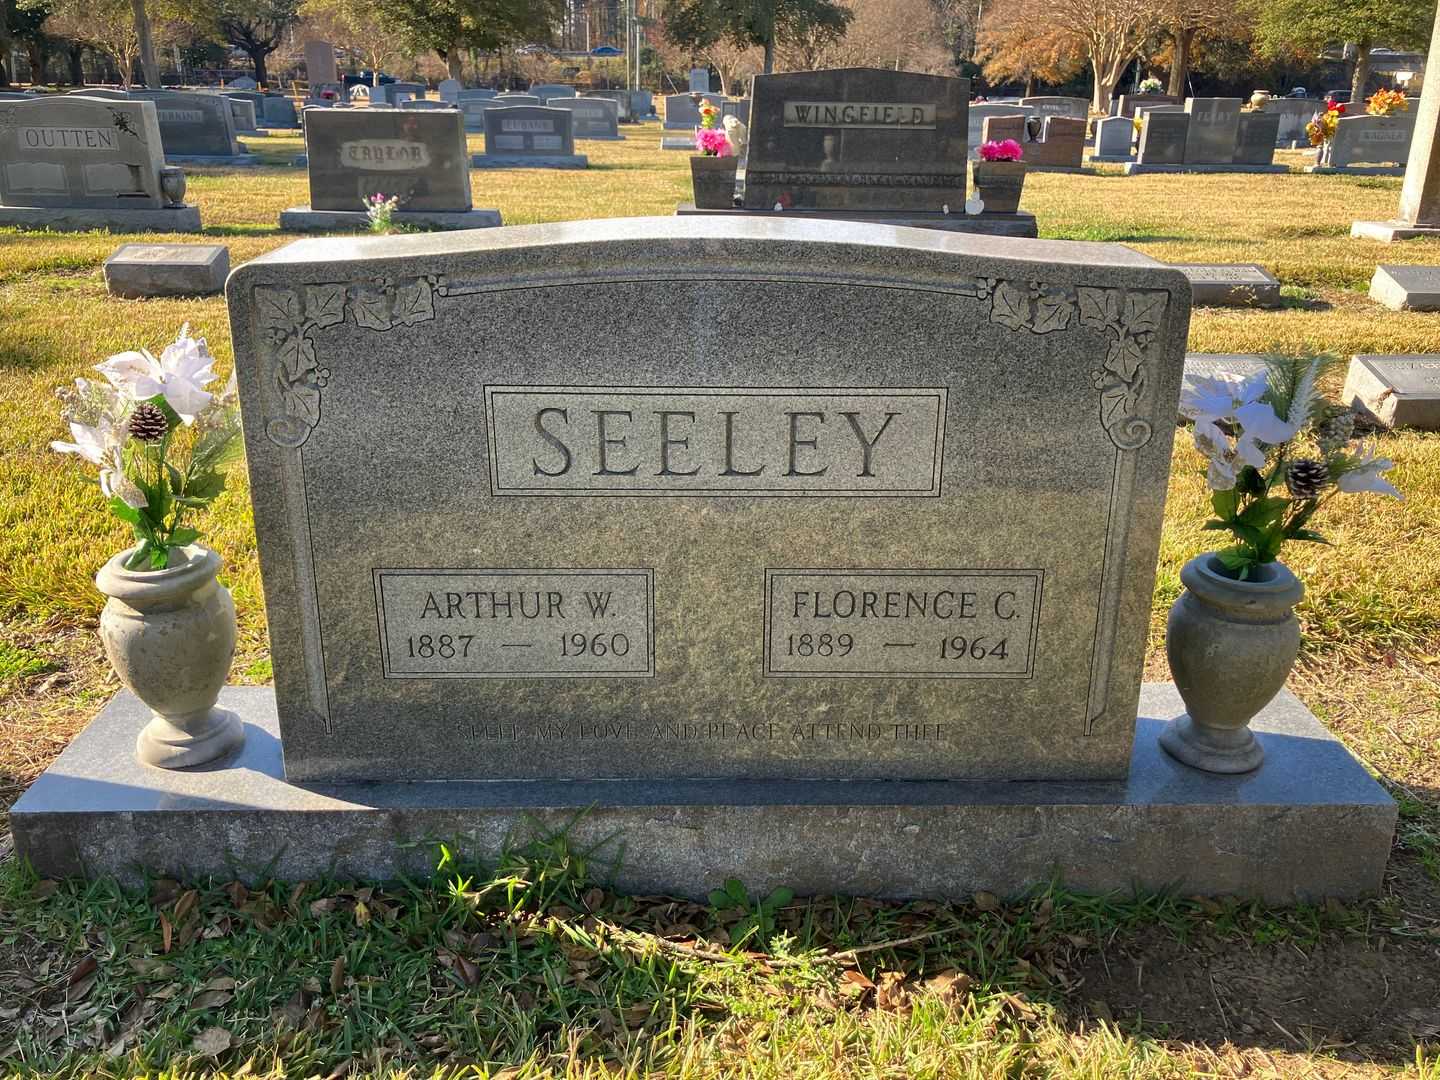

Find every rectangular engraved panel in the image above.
[375,569,654,678]
[764,569,1042,678]
[485,386,946,496]
[783,102,937,129]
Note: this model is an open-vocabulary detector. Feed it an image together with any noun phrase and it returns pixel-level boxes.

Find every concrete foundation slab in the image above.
[0,205,203,233]
[469,154,588,169]
[1351,219,1440,241]
[278,206,503,231]
[164,154,259,167]
[1122,163,1289,175]
[10,683,1395,902]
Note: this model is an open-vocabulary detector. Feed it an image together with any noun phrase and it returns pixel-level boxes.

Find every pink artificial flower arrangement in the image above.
[979,138,1023,162]
[695,127,732,157]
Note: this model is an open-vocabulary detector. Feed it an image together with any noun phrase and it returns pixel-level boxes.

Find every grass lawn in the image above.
[1,121,1439,1078]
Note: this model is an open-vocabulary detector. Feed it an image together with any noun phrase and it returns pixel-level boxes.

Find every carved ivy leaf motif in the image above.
[256,286,303,327]
[1098,371,1143,433]
[1075,286,1120,332]
[1030,289,1073,334]
[351,287,393,332]
[392,279,435,326]
[1105,335,1146,382]
[989,280,1031,331]
[305,284,347,329]
[1123,290,1166,337]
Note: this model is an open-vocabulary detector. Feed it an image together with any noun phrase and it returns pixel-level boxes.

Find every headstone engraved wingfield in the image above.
[474,105,588,168]
[1343,354,1440,429]
[280,109,501,230]
[12,217,1396,899]
[130,89,256,165]
[0,96,200,231]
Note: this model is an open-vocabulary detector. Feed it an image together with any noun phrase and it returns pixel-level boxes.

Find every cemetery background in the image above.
[1,118,1439,1074]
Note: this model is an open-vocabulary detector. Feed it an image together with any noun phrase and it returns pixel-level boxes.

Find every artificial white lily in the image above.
[49,419,111,465]
[100,446,148,509]
[51,418,147,509]
[1336,442,1402,498]
[94,325,217,423]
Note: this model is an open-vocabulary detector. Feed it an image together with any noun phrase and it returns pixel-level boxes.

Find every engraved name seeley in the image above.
[485,386,946,495]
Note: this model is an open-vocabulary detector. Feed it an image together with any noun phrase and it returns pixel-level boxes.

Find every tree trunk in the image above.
[0,1,10,87]
[1168,26,1193,99]
[1091,60,1112,114]
[247,48,270,87]
[67,43,85,85]
[1025,74,1035,97]
[1350,40,1372,105]
[763,36,774,74]
[447,51,463,81]
[132,0,160,88]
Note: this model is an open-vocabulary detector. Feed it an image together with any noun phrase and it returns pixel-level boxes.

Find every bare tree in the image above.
[1156,0,1244,97]
[1043,0,1157,111]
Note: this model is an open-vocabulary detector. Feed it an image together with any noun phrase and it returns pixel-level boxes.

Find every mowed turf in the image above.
[1,120,1439,1079]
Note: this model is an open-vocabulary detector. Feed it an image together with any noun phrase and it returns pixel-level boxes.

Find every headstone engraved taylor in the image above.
[1343,355,1440,429]
[10,218,1397,900]
[0,96,200,231]
[474,105,587,168]
[281,108,500,230]
[1174,264,1282,307]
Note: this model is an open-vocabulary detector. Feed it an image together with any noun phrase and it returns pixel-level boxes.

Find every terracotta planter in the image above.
[1159,553,1304,774]
[971,160,1026,214]
[96,544,243,769]
[691,155,739,209]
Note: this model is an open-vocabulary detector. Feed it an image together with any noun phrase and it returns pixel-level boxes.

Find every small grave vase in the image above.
[1250,90,1271,109]
[691,155,739,209]
[96,544,243,770]
[1160,553,1304,774]
[971,160,1026,214]
[159,166,187,207]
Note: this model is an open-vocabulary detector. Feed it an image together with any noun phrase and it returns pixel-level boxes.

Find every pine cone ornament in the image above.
[1287,458,1330,500]
[128,402,168,442]
[1317,411,1355,454]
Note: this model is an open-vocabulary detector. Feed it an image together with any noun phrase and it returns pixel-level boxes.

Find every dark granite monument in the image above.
[1343,354,1440,429]
[129,89,255,165]
[549,96,624,140]
[473,106,588,168]
[281,108,500,230]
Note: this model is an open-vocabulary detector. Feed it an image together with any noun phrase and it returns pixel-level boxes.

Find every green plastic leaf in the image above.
[168,527,200,547]
[1210,489,1239,521]
[108,495,142,526]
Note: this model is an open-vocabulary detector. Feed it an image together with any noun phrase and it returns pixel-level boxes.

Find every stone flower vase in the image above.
[1160,553,1304,774]
[96,544,244,769]
[1250,90,1272,109]
[691,155,739,209]
[971,161,1026,214]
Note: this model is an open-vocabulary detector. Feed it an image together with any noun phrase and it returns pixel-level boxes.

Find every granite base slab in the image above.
[578,134,625,141]
[470,154,588,169]
[675,204,1039,238]
[278,206,503,231]
[164,154,259,167]
[0,205,203,233]
[10,684,1395,902]
[1351,219,1440,242]
[1310,166,1405,177]
[1088,154,1134,164]
[1122,163,1289,175]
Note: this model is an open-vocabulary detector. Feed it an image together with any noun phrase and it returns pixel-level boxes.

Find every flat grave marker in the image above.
[1173,264,1282,308]
[103,242,229,298]
[1343,355,1440,429]
[1369,264,1440,311]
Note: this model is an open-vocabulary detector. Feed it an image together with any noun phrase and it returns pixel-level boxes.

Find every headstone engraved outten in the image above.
[11,218,1395,901]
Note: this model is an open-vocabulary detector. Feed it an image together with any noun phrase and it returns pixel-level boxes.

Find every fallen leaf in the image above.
[226,882,249,909]
[173,890,199,922]
[923,969,973,1001]
[192,990,234,1009]
[193,1026,232,1056]
[309,898,338,918]
[875,971,909,1012]
[973,891,1000,912]
[160,914,173,955]
[329,955,346,996]
[31,880,59,900]
[127,957,174,978]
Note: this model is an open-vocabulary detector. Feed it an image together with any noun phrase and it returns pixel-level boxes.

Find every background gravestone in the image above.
[495,93,541,107]
[304,40,337,85]
[281,108,500,230]
[1344,355,1440,429]
[585,89,634,122]
[130,89,253,164]
[0,96,200,231]
[103,242,229,297]
[743,68,969,212]
[1183,98,1241,163]
[967,103,1031,158]
[1134,111,1189,165]
[1092,115,1134,160]
[458,97,498,132]
[475,106,587,168]
[549,97,622,139]
[1324,114,1415,170]
[1234,112,1280,165]
[1174,263,1282,307]
[982,114,1084,169]
[530,84,577,103]
[437,79,462,104]
[688,67,710,92]
[1369,264,1440,310]
[1116,93,1179,117]
[262,95,298,127]
[1020,96,1088,119]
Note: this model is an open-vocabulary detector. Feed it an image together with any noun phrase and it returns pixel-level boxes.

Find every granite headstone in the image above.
[1343,355,1440,429]
[1369,264,1440,311]
[1327,114,1415,168]
[103,242,229,298]
[1183,97,1241,163]
[1092,115,1134,160]
[130,89,249,162]
[299,108,473,212]
[1174,264,1282,307]
[1234,112,1280,165]
[1135,111,1188,165]
[476,105,587,167]
[743,67,969,212]
[304,40,337,86]
[550,96,622,139]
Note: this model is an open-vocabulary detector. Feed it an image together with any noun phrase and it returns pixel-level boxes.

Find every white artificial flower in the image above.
[1336,441,1402,498]
[94,325,217,423]
[50,419,111,465]
[1181,370,1298,490]
[51,418,147,508]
